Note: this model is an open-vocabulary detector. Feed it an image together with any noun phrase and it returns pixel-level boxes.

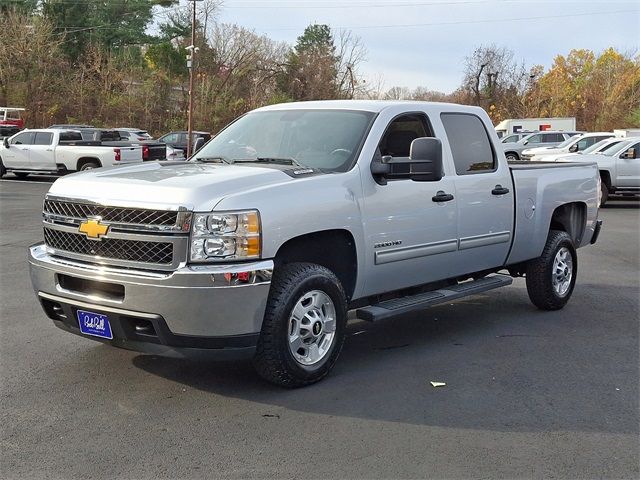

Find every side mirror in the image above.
[371,137,443,185]
[569,143,579,153]
[523,140,529,145]
[3,137,9,148]
[193,136,206,153]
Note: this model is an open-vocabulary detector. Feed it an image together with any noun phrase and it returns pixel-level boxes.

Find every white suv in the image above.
[523,132,614,161]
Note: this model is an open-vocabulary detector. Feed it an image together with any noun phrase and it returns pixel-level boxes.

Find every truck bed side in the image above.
[506,161,599,265]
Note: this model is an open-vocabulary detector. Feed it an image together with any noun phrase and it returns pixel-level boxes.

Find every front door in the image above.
[3,131,35,168]
[616,141,640,188]
[440,112,514,273]
[361,112,459,296]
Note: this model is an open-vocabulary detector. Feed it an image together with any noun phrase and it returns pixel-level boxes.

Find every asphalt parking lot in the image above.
[1,176,638,479]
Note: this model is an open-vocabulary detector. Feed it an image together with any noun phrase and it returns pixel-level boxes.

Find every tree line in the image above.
[1,1,638,135]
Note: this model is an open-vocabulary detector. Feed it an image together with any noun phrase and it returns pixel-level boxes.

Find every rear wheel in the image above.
[79,160,100,171]
[505,152,519,161]
[525,230,577,310]
[0,158,5,178]
[253,262,347,388]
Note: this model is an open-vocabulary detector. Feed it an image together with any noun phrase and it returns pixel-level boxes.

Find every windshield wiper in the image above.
[194,156,231,164]
[232,157,303,167]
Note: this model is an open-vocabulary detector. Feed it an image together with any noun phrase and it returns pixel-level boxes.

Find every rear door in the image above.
[4,131,35,168]
[28,132,55,169]
[441,112,514,273]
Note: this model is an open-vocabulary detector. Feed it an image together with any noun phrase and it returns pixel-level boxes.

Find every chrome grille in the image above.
[44,199,178,226]
[44,228,174,265]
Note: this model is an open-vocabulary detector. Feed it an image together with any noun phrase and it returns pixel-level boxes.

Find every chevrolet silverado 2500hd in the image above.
[28,101,602,387]
[0,129,141,178]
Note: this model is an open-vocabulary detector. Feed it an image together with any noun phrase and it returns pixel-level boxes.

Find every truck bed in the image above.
[506,160,600,264]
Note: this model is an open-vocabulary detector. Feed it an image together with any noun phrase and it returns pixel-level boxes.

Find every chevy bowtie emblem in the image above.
[78,218,109,240]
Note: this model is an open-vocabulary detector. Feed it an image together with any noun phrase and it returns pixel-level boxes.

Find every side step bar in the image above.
[356,274,513,322]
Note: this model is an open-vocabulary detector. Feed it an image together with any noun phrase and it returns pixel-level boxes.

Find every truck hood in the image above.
[47,161,305,211]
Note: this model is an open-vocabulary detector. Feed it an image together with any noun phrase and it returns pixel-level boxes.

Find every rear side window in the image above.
[441,113,496,175]
[59,131,83,142]
[10,132,34,145]
[33,132,53,145]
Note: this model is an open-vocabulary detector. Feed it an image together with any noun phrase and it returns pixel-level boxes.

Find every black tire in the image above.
[79,160,100,171]
[13,172,29,179]
[525,230,577,311]
[505,152,519,161]
[600,181,609,206]
[253,262,347,388]
[0,158,5,178]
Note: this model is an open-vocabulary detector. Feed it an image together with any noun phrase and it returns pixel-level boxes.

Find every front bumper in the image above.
[28,243,273,358]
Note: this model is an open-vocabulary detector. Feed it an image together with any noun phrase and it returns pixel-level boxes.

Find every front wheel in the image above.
[0,158,5,178]
[600,181,609,206]
[253,262,347,388]
[505,152,519,161]
[525,230,577,310]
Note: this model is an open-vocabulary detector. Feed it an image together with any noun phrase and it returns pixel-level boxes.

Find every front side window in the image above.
[527,134,543,143]
[192,109,376,172]
[10,132,34,145]
[441,113,496,175]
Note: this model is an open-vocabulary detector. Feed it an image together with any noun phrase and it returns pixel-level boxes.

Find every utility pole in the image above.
[186,0,199,158]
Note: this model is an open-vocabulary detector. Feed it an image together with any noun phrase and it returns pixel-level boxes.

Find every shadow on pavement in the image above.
[131,283,639,435]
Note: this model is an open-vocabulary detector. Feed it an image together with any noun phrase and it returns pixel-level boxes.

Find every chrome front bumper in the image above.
[28,244,273,355]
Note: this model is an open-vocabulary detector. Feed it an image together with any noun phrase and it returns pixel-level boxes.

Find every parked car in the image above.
[114,128,153,142]
[0,107,25,137]
[553,137,626,162]
[503,131,581,161]
[158,130,211,156]
[0,129,142,178]
[51,127,166,161]
[522,132,615,161]
[28,100,602,387]
[500,131,536,143]
[558,138,640,204]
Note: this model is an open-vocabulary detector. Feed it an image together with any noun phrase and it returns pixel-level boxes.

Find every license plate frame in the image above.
[76,309,113,340]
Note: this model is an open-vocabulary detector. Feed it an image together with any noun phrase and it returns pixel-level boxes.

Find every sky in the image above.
[182,0,640,93]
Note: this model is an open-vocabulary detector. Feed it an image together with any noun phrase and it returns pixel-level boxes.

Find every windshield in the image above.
[583,139,613,154]
[603,140,633,156]
[192,109,376,172]
[556,135,580,149]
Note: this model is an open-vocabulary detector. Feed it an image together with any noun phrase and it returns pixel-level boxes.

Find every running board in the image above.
[356,274,513,322]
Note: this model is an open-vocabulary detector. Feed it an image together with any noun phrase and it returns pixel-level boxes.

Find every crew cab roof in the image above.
[254,99,485,115]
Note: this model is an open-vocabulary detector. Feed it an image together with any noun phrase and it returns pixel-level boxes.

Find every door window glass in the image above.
[526,134,542,143]
[441,113,496,175]
[33,132,53,145]
[9,132,34,145]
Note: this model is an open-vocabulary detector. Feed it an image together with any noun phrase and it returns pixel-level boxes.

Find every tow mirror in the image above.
[3,137,9,148]
[371,137,443,185]
[569,143,579,153]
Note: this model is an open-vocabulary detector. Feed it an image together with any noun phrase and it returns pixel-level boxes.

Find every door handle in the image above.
[432,191,455,202]
[492,185,510,195]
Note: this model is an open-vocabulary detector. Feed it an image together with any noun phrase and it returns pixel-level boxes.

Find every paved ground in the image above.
[1,176,638,479]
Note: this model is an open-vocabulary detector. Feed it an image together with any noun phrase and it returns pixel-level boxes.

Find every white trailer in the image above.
[495,117,577,138]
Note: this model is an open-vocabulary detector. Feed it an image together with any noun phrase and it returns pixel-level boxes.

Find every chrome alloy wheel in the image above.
[552,247,573,297]
[288,290,337,366]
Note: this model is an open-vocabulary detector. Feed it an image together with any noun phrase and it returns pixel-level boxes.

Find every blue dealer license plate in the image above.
[77,310,113,340]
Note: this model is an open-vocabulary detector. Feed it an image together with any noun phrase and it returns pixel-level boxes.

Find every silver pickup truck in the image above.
[28,101,602,387]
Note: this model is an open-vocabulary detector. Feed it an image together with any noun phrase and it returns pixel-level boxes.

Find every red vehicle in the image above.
[0,108,25,136]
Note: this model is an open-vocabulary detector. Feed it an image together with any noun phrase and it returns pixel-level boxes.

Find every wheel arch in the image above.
[76,157,102,171]
[273,229,358,301]
[548,202,587,246]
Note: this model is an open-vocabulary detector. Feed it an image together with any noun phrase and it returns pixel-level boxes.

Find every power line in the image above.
[254,8,638,31]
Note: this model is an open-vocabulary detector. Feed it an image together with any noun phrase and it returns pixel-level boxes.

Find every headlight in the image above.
[190,210,261,262]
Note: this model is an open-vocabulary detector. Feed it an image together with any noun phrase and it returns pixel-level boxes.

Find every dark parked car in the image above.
[158,131,211,154]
